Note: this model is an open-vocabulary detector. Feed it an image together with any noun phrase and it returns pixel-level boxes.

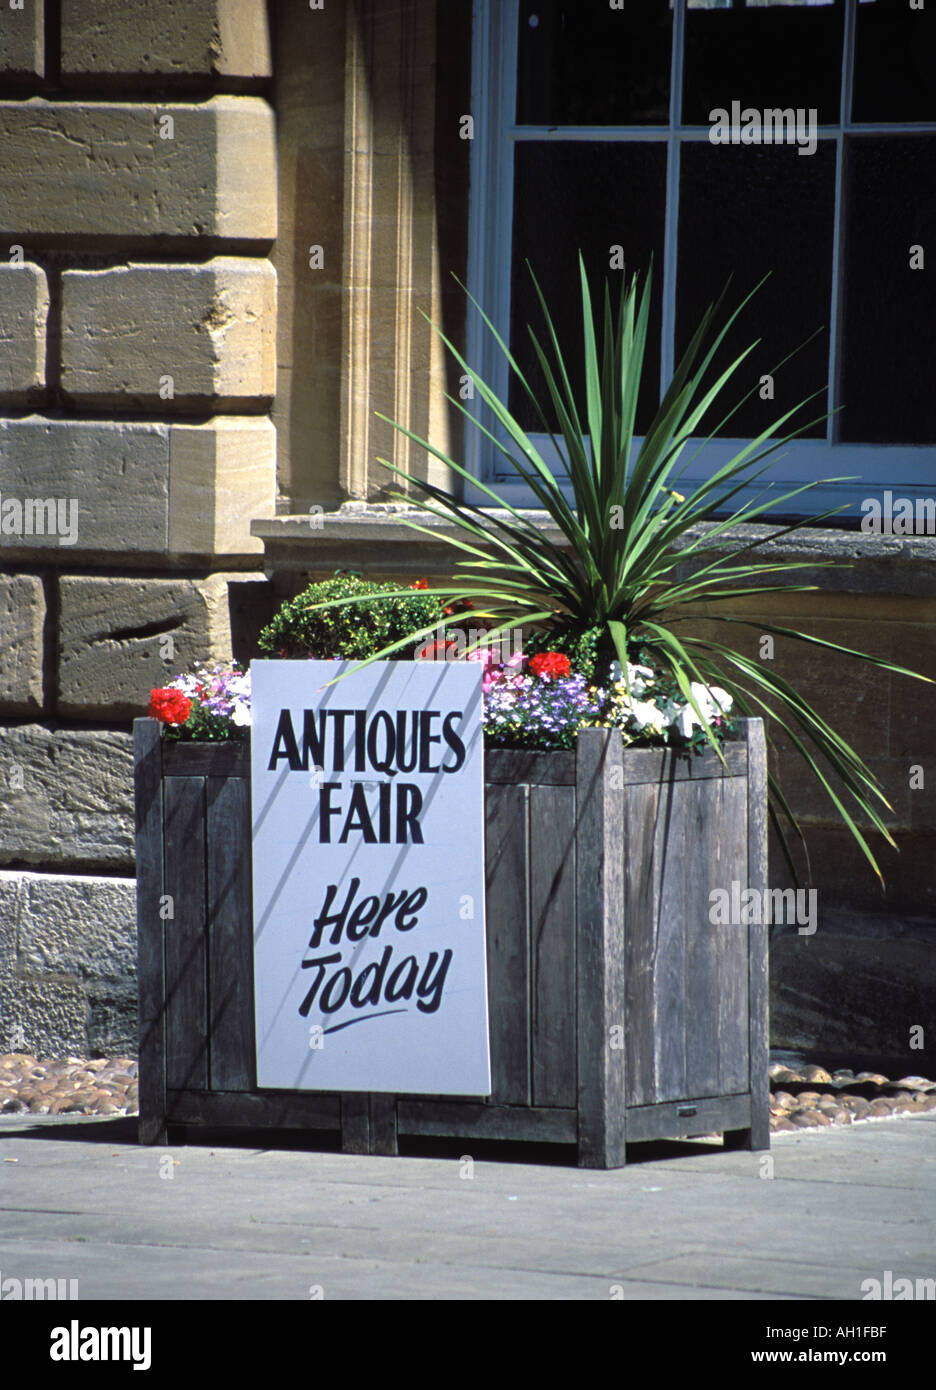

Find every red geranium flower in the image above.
[528,651,571,680]
[149,688,192,725]
[409,578,429,589]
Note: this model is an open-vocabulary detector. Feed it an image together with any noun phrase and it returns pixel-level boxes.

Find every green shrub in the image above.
[257,574,443,661]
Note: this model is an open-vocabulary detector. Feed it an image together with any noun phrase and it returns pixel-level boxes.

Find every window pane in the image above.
[683,0,844,127]
[509,143,666,436]
[676,142,836,440]
[516,0,672,126]
[840,137,936,444]
[853,0,936,123]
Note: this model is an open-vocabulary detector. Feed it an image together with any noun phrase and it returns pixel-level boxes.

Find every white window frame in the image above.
[463,0,936,519]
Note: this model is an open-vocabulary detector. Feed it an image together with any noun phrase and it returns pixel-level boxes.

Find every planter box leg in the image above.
[578,1135,627,1169]
[576,730,627,1170]
[137,1116,168,1146]
[134,719,168,1150]
[369,1095,398,1155]
[723,1118,770,1153]
[341,1094,370,1154]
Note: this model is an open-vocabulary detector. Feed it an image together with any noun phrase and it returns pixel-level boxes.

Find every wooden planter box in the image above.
[134,716,769,1168]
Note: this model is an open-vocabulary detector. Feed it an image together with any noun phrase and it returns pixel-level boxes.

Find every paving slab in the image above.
[0,1112,933,1301]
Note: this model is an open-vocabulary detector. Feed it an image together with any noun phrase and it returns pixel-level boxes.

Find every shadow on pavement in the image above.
[1,1114,723,1165]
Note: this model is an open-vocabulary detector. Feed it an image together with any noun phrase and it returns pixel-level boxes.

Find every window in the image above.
[465,0,936,521]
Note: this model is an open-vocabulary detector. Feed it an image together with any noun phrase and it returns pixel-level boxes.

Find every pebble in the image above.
[1,1053,933,1135]
[791,1111,821,1128]
[768,1065,803,1084]
[801,1065,833,1084]
[0,1054,138,1118]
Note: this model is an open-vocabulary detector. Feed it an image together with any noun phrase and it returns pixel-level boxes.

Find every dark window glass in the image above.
[516,0,672,127]
[509,142,666,436]
[683,0,844,127]
[676,141,836,440]
[840,137,936,444]
[853,0,936,123]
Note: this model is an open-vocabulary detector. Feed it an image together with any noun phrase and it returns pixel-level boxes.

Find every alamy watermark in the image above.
[861,1271,935,1301]
[50,1321,151,1371]
[709,881,817,935]
[860,492,935,536]
[1,1270,79,1299]
[0,494,78,547]
[708,102,817,157]
[413,625,524,663]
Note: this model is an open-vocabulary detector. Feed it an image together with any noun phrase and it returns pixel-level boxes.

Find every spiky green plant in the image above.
[301,255,930,883]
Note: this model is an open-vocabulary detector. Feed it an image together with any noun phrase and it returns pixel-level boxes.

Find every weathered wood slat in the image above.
[162,739,248,777]
[717,775,751,1096]
[341,1093,371,1153]
[575,728,626,1168]
[614,742,747,785]
[651,777,690,1104]
[163,776,209,1091]
[166,1088,341,1130]
[484,782,531,1105]
[207,775,256,1092]
[624,1092,751,1143]
[530,784,577,1108]
[684,777,721,1099]
[396,1100,577,1144]
[485,749,575,785]
[485,743,745,787]
[725,716,771,1152]
[368,1094,399,1155]
[622,782,660,1108]
[134,718,168,1145]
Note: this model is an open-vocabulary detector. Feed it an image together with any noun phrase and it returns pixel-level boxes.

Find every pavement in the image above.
[1,1110,934,1301]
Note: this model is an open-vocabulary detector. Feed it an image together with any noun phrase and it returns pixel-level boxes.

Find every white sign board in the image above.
[250,659,491,1095]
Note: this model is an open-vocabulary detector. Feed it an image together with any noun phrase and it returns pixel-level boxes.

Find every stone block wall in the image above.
[676,580,936,1065]
[0,0,277,1057]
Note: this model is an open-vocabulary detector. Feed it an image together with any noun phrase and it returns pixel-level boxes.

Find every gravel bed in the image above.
[2,1054,934,1134]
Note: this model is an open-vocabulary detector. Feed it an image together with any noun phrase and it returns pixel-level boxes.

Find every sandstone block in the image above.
[14,871,137,984]
[0,417,169,556]
[61,259,276,405]
[0,98,276,240]
[61,0,271,79]
[0,726,134,867]
[770,910,936,1058]
[0,0,43,78]
[0,416,274,560]
[0,868,137,1057]
[0,262,48,400]
[169,417,275,555]
[57,572,260,717]
[0,573,44,712]
[0,971,89,1061]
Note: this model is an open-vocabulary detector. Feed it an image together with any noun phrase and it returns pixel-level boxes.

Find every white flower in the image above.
[625,699,666,734]
[231,702,251,727]
[688,681,733,719]
[669,682,734,738]
[708,685,733,714]
[610,660,655,696]
[676,704,701,738]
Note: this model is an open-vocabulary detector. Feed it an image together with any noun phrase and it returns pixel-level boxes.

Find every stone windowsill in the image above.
[250,503,936,596]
